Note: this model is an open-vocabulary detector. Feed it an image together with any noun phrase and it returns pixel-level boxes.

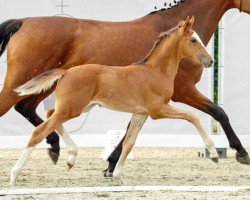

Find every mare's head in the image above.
[177,16,213,68]
[231,0,250,13]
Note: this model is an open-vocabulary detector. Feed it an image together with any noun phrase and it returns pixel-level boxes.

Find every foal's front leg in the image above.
[150,104,219,162]
[113,114,147,184]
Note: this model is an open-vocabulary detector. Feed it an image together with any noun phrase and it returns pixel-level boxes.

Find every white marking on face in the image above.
[192,31,212,57]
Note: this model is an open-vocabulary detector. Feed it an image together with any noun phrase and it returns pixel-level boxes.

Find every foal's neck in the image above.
[145,35,182,80]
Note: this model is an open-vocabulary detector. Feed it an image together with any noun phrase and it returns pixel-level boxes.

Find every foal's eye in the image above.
[191,38,197,44]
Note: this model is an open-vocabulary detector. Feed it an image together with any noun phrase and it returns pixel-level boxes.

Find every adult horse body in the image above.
[10,18,216,185]
[0,0,249,166]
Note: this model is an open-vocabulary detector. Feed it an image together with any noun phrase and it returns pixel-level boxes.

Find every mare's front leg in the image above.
[149,104,219,162]
[172,85,250,164]
[14,95,60,165]
[113,114,147,184]
[9,113,64,186]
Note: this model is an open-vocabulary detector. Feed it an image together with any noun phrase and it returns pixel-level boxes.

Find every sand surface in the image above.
[0,147,249,199]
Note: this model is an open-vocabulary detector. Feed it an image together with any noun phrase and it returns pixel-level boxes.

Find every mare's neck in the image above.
[142,0,232,45]
[145,35,182,80]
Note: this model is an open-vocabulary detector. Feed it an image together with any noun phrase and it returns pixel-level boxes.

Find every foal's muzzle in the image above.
[199,55,214,68]
[203,59,214,68]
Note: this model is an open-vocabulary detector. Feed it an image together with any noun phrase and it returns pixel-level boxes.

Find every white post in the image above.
[218,17,226,134]
[208,35,215,134]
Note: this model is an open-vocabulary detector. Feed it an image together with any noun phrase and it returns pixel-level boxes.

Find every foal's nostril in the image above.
[210,60,214,66]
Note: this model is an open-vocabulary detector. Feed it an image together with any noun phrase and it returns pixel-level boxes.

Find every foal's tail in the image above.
[0,19,23,57]
[14,69,66,96]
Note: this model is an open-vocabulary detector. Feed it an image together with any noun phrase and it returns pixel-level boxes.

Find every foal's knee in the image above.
[122,140,135,154]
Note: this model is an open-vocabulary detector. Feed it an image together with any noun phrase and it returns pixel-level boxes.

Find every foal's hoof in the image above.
[103,168,113,177]
[67,162,74,171]
[113,176,123,185]
[9,180,16,186]
[47,148,59,165]
[236,153,250,165]
[210,157,219,163]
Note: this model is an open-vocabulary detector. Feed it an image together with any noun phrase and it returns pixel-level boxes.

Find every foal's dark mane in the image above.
[149,0,186,15]
[136,25,180,65]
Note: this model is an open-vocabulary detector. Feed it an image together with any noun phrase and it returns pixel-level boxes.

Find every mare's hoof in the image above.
[210,157,219,163]
[103,168,113,177]
[47,148,59,165]
[236,153,250,165]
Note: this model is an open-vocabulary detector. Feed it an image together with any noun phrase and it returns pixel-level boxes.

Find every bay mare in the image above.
[0,0,249,169]
[10,18,216,185]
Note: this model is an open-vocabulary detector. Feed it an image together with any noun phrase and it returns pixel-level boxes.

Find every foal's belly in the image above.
[87,99,148,115]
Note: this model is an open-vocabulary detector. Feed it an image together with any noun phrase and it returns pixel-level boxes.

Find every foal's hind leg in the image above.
[46,109,77,169]
[56,125,78,170]
[46,104,96,170]
[113,114,147,184]
[9,113,63,186]
[150,104,219,162]
[14,93,60,165]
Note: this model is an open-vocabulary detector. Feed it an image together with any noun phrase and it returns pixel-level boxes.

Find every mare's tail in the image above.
[0,19,23,57]
[14,69,66,96]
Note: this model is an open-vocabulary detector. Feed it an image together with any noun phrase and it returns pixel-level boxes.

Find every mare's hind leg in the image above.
[150,104,219,162]
[14,93,60,165]
[9,113,64,186]
[0,88,24,117]
[113,114,147,184]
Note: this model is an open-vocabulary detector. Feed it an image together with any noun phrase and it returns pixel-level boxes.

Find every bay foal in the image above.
[11,17,216,185]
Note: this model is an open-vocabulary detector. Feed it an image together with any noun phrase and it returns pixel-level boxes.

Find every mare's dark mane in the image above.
[149,0,186,15]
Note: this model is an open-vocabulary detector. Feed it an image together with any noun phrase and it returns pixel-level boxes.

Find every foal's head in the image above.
[177,16,213,68]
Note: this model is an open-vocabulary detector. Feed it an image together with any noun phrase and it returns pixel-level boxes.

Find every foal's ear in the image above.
[182,16,195,36]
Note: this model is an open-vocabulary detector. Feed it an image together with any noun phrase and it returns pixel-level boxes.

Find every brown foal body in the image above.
[0,0,250,165]
[11,19,217,185]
